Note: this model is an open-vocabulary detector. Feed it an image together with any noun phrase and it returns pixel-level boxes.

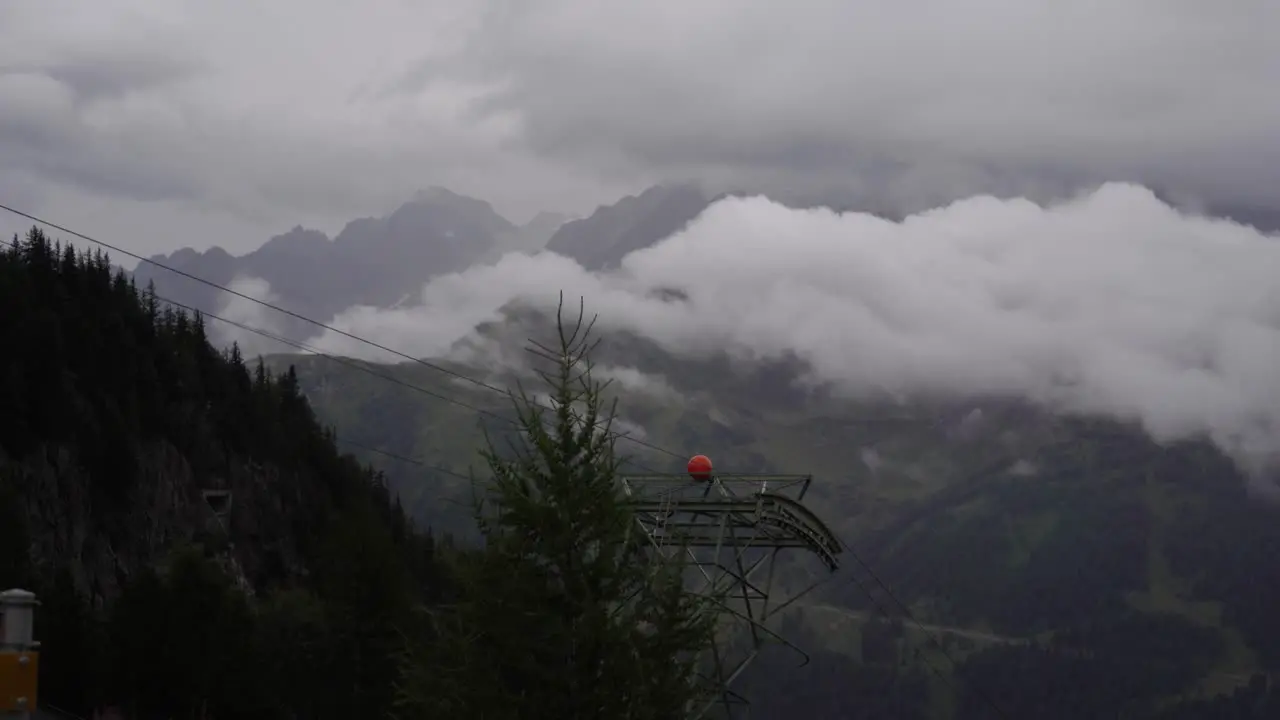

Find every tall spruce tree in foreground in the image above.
[396,297,718,719]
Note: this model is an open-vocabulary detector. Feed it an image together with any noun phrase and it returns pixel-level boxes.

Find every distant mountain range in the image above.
[133,181,1280,343]
[132,184,721,333]
[134,186,549,329]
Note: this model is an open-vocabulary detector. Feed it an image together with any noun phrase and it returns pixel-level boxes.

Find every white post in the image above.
[0,589,37,650]
[0,588,39,720]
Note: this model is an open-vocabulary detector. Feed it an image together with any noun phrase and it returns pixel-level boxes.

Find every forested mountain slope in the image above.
[0,228,448,719]
[278,302,1280,719]
[8,220,1278,717]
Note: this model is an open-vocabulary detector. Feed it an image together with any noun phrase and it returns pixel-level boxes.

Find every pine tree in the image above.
[396,297,717,720]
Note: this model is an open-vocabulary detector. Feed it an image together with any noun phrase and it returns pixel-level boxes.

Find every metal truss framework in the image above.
[621,474,842,719]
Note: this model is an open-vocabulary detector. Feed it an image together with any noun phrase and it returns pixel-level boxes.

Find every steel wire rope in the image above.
[813,440,1153,719]
[6,201,1015,716]
[0,201,685,462]
[145,289,670,477]
[832,533,1014,719]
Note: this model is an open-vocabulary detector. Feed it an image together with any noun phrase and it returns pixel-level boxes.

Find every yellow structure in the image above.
[0,589,39,718]
[0,652,37,713]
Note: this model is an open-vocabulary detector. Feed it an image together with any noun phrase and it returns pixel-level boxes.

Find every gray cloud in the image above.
[210,275,291,357]
[441,0,1280,213]
[1,0,1277,254]
[302,185,1280,478]
[0,1,642,254]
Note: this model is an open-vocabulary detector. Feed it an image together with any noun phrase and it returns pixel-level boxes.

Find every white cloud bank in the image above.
[298,183,1280,473]
[210,275,289,357]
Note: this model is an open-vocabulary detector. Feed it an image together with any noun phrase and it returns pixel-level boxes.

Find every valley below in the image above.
[264,314,1280,718]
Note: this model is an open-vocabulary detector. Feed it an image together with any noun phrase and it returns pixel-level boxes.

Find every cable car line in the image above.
[3,200,1012,719]
[0,201,683,461]
[147,289,670,477]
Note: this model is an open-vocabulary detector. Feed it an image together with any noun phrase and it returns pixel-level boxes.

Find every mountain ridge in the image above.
[544,183,719,271]
[267,304,1280,716]
[131,187,545,342]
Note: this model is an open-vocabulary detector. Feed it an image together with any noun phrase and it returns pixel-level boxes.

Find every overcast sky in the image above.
[1,0,1278,257]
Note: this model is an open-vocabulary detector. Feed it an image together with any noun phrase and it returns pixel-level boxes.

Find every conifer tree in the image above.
[396,296,718,720]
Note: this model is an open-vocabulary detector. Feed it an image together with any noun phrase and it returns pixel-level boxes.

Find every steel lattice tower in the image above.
[621,473,842,718]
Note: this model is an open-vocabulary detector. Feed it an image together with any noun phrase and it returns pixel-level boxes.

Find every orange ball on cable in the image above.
[687,454,713,482]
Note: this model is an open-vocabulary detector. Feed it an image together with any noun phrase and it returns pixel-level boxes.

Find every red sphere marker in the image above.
[687,454,713,482]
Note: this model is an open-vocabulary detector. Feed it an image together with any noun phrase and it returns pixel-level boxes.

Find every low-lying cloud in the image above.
[209,275,288,357]
[280,183,1280,474]
[595,365,682,404]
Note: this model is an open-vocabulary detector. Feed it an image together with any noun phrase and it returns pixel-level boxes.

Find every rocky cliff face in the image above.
[544,184,714,271]
[9,440,312,608]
